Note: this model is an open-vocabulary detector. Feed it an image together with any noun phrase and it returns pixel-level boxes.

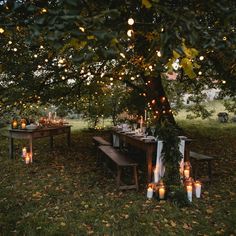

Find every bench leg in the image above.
[133,166,139,190]
[117,166,121,188]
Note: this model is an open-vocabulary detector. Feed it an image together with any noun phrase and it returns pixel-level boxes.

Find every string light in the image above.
[198,71,202,75]
[199,56,204,61]
[120,53,126,58]
[0,28,4,34]
[127,29,134,37]
[79,27,85,32]
[8,41,12,45]
[128,18,134,26]
[157,50,162,57]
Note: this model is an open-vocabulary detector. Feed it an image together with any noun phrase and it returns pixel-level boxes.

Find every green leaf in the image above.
[173,50,180,59]
[142,0,152,9]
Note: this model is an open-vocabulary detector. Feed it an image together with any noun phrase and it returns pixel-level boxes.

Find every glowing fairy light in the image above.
[8,41,12,45]
[127,29,134,37]
[34,54,38,58]
[45,59,48,62]
[198,71,202,75]
[13,48,17,52]
[128,18,134,26]
[131,77,135,80]
[222,80,226,84]
[199,56,204,61]
[157,50,161,57]
[223,36,227,41]
[0,28,4,34]
[120,53,126,58]
[41,8,47,13]
[79,27,85,32]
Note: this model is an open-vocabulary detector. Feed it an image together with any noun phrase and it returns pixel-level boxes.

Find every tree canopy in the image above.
[0,0,235,122]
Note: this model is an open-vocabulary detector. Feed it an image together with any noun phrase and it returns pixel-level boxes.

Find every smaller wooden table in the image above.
[8,125,71,159]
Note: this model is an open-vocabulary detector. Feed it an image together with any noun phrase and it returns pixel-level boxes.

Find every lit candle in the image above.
[184,169,190,179]
[159,186,165,200]
[21,120,27,129]
[147,186,153,199]
[12,120,18,129]
[186,184,193,202]
[195,181,201,198]
[22,147,27,158]
[25,153,30,164]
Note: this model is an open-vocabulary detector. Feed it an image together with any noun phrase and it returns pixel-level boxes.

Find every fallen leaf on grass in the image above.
[206,208,214,214]
[183,223,192,230]
[170,220,176,227]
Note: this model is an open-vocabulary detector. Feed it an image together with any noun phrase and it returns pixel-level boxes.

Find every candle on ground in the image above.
[22,147,27,158]
[159,186,165,200]
[186,184,193,202]
[184,169,190,179]
[147,186,153,199]
[25,154,30,164]
[195,181,201,198]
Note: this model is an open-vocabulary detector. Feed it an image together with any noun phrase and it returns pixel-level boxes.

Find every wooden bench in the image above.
[98,145,138,190]
[92,136,111,146]
[190,151,214,182]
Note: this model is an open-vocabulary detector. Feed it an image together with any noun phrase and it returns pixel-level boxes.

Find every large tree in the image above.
[0,0,235,122]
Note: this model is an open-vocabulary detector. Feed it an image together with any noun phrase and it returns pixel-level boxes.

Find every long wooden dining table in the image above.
[113,129,192,183]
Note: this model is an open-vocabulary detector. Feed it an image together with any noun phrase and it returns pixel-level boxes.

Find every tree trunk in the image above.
[143,74,176,125]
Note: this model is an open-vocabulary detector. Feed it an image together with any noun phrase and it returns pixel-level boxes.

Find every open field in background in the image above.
[0,101,236,235]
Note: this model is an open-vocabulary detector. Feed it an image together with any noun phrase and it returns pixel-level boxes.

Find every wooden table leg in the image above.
[9,137,14,159]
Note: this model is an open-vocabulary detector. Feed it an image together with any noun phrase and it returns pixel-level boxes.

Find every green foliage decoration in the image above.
[156,120,182,186]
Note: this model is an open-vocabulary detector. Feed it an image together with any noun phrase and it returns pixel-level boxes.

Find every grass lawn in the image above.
[0,118,236,235]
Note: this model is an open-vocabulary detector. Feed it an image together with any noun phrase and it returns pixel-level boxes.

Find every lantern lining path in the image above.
[8,125,71,159]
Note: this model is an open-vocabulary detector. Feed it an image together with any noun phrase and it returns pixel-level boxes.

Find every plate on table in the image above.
[26,124,38,130]
[141,136,156,142]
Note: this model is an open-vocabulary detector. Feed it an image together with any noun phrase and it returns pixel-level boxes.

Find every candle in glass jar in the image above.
[159,186,165,200]
[21,121,26,129]
[25,154,30,164]
[22,147,27,158]
[12,120,18,129]
[184,169,190,179]
[195,181,201,198]
[186,184,193,202]
[147,186,153,199]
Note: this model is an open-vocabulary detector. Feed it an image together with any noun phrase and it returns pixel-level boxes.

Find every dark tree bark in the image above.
[143,74,176,125]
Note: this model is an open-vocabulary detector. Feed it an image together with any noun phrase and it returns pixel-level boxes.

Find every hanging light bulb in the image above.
[127,29,134,37]
[128,18,134,26]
